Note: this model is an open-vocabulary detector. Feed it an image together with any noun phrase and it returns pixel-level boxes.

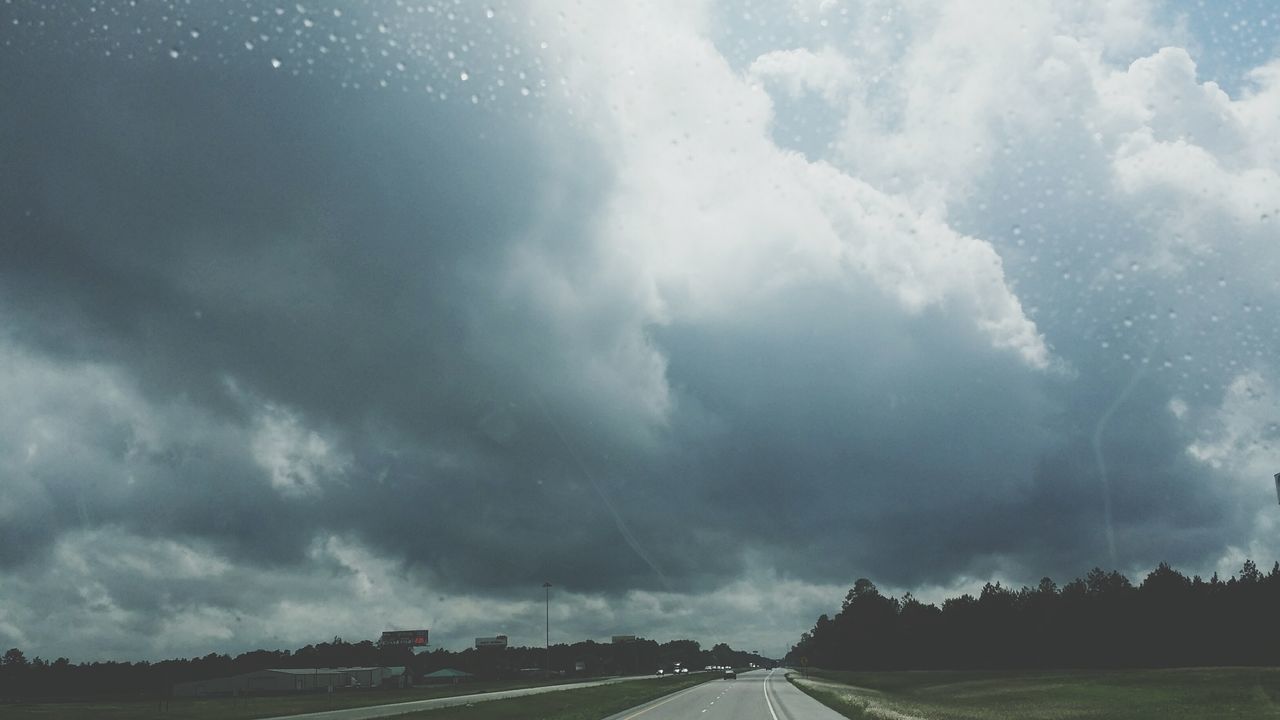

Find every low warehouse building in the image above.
[173,666,409,697]
[420,668,475,685]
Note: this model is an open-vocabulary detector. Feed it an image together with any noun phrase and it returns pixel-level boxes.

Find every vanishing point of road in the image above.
[601,669,846,720]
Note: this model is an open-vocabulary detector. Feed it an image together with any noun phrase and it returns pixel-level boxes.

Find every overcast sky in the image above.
[2,0,1280,662]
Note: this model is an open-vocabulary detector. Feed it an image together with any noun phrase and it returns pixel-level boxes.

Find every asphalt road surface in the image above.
[259,674,665,720]
[601,669,846,720]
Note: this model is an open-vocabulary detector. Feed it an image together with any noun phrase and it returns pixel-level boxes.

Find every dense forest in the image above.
[0,637,766,700]
[786,560,1280,670]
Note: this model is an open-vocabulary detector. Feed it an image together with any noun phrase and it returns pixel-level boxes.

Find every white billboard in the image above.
[475,635,508,649]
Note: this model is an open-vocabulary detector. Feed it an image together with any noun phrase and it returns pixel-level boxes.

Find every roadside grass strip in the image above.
[788,667,1280,720]
[396,674,712,719]
[788,674,917,720]
[1,677,641,720]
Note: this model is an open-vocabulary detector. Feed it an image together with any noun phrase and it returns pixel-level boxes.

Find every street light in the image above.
[543,582,552,674]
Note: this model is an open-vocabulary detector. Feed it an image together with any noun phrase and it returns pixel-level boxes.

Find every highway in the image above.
[601,668,846,720]
[258,674,666,720]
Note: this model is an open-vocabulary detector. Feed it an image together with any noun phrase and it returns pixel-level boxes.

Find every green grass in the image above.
[395,674,710,719]
[0,676,639,720]
[789,667,1280,719]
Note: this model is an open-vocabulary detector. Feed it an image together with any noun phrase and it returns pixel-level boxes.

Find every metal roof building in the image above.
[173,666,408,697]
[420,668,476,684]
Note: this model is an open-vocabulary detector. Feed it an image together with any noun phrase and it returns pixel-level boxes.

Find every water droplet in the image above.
[485,7,495,19]
[459,70,469,81]
[395,61,405,72]
[244,40,254,50]
[1011,224,1022,236]
[270,57,282,68]
[520,86,530,96]
[332,8,341,17]
[169,46,181,58]
[189,29,200,39]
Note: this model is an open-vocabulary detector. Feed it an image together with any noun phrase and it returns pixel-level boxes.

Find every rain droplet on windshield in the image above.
[270,57,282,69]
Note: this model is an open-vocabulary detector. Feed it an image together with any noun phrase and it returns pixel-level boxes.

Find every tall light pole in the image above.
[543,582,552,674]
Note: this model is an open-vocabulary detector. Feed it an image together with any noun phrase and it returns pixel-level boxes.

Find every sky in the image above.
[1,0,1279,662]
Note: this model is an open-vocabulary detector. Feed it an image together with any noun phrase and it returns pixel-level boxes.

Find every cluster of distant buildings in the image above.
[172,665,480,697]
[172,630,653,697]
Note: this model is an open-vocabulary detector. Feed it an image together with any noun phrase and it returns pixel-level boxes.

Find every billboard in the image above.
[475,635,508,649]
[379,630,429,647]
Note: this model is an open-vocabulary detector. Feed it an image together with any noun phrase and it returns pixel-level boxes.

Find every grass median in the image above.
[788,666,1280,719]
[2,676,640,720]
[397,673,711,720]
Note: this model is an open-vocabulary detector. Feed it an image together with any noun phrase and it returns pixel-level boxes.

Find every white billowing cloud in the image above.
[1098,49,1280,274]
[748,47,856,104]
[531,0,1050,370]
[1188,370,1280,484]
[798,161,1048,367]
[250,403,350,498]
[1101,47,1245,157]
[1238,61,1280,170]
[1186,368,1280,585]
[824,1,1151,209]
[0,339,162,530]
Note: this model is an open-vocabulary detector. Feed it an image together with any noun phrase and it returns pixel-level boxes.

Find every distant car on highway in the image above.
[723,669,736,679]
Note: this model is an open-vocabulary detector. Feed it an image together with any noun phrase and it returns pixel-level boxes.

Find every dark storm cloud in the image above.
[0,2,650,586]
[0,1,747,599]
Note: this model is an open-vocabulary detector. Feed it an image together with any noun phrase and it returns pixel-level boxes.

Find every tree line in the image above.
[0,636,766,700]
[786,560,1280,670]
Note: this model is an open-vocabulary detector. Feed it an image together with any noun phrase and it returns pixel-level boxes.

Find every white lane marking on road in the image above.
[763,669,780,720]
[617,682,712,720]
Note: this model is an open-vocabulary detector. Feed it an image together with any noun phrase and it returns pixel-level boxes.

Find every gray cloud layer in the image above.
[2,0,1278,660]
